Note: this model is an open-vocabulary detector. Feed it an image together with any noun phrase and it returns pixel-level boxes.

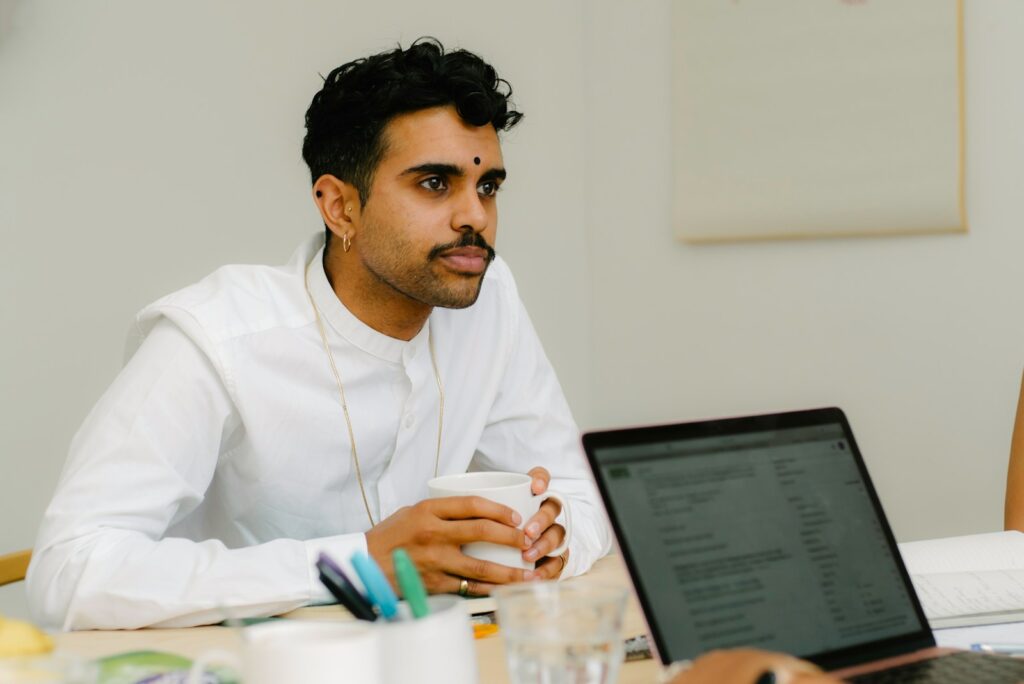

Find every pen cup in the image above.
[378,595,477,684]
[187,620,381,684]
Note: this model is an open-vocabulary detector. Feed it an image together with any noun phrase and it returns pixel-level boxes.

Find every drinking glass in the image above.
[494,582,628,684]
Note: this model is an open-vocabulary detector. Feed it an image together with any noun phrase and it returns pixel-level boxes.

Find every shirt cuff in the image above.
[303,533,370,604]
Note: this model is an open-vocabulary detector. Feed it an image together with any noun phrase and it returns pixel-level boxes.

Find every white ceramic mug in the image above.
[427,471,573,570]
[379,595,477,684]
[187,620,381,684]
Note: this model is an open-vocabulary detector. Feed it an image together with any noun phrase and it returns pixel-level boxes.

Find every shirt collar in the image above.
[305,245,430,364]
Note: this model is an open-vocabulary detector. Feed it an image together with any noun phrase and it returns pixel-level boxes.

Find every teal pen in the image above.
[351,550,400,620]
[393,548,431,619]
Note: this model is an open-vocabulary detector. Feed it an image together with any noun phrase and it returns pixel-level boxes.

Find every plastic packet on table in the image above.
[0,651,99,683]
[94,650,239,684]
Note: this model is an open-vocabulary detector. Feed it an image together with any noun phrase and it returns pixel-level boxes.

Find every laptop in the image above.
[582,407,1024,682]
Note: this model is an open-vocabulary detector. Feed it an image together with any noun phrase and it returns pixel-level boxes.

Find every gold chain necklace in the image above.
[305,259,445,528]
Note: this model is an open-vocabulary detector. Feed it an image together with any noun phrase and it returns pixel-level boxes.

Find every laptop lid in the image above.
[582,407,935,671]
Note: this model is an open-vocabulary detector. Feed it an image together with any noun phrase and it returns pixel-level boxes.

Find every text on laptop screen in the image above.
[593,422,922,663]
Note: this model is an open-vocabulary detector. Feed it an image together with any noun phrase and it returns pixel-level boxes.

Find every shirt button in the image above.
[404,414,415,429]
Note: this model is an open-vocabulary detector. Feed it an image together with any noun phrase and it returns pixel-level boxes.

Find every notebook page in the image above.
[898,531,1024,575]
[910,569,1024,621]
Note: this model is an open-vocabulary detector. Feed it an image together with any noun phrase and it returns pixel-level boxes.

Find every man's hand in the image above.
[523,466,569,580]
[670,649,839,684]
[366,496,532,596]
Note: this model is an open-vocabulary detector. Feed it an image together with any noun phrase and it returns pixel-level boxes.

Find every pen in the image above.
[971,643,1024,656]
[392,548,430,619]
[351,550,400,621]
[316,552,378,621]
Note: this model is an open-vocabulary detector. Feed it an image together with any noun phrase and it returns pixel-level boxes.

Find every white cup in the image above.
[187,620,381,684]
[187,599,474,684]
[379,595,477,684]
[427,471,573,570]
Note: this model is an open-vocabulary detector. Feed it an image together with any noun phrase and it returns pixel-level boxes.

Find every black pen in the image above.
[316,552,378,621]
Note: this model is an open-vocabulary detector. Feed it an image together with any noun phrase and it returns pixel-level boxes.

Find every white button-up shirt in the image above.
[28,234,612,630]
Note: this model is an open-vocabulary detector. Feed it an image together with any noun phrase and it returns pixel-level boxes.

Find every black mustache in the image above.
[427,233,496,262]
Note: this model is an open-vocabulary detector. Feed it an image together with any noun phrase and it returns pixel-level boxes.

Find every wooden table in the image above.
[54,555,663,683]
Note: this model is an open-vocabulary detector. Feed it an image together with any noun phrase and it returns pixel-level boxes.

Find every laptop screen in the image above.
[584,408,932,668]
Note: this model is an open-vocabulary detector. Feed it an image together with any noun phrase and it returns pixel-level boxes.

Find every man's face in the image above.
[354,106,505,310]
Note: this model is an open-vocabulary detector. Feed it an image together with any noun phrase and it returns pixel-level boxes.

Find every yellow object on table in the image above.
[0,614,54,657]
[473,623,500,639]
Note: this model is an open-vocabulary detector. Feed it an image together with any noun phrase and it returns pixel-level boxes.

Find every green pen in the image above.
[393,548,431,619]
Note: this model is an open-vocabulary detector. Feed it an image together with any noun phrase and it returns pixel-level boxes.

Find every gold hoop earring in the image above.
[342,233,352,253]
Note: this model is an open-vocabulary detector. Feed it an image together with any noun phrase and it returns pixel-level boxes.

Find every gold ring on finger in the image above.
[458,578,470,597]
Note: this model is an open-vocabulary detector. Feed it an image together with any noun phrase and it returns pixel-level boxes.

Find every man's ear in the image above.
[312,175,361,241]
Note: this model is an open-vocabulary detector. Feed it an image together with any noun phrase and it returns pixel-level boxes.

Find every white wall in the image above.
[581,1,1024,543]
[3,0,1023,621]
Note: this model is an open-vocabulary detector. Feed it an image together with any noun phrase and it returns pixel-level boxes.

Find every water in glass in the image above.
[505,632,623,684]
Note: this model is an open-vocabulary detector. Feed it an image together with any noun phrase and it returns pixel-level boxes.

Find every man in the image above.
[27,38,612,630]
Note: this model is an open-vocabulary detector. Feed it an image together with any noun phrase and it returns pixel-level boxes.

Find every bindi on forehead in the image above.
[473,156,481,166]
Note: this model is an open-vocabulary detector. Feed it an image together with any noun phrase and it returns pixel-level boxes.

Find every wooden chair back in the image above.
[0,549,31,587]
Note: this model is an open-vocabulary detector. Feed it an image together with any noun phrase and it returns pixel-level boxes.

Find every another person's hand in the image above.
[670,649,840,684]
[523,466,570,580]
[365,496,531,596]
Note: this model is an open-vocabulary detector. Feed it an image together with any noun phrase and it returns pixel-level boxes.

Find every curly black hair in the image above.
[302,37,523,211]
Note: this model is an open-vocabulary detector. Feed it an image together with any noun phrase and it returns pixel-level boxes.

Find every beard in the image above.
[419,231,496,308]
[360,223,497,310]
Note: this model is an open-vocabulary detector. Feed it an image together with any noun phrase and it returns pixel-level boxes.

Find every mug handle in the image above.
[186,649,241,684]
[533,489,573,558]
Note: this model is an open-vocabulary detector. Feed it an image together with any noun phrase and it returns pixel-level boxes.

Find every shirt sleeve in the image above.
[470,280,613,579]
[26,317,366,630]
